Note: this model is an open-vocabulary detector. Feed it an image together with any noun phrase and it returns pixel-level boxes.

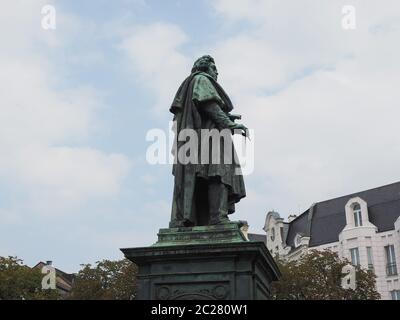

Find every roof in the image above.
[33,262,75,285]
[286,181,400,248]
[268,211,282,220]
[248,233,267,243]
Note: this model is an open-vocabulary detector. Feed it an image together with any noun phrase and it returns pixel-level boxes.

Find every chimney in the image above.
[288,215,297,223]
[46,260,52,266]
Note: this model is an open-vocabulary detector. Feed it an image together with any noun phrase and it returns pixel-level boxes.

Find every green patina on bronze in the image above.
[152,222,248,247]
[120,55,280,300]
[169,55,248,229]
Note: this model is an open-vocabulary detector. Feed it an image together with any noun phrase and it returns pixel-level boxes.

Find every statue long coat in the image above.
[169,72,246,227]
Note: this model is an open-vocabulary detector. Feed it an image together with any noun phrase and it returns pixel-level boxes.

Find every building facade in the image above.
[261,182,400,300]
[33,261,75,297]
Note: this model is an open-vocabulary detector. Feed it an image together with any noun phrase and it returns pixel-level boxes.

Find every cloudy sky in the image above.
[1,0,400,272]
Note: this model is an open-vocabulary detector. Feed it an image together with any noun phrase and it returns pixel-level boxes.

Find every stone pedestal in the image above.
[121,223,280,300]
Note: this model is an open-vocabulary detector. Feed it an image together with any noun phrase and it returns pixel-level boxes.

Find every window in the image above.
[367,247,374,271]
[295,234,302,247]
[391,290,400,300]
[385,245,398,276]
[350,248,360,266]
[270,228,275,241]
[353,203,363,227]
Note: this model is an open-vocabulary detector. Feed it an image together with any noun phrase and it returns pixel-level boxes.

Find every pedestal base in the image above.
[121,224,280,300]
[153,222,248,246]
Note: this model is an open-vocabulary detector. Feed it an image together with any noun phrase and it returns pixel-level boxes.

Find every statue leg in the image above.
[169,169,198,228]
[208,179,230,225]
[194,178,210,226]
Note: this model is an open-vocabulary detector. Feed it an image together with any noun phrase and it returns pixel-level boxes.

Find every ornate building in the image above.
[261,181,400,300]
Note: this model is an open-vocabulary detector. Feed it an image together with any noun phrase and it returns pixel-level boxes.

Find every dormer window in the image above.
[270,227,275,241]
[353,203,363,227]
[345,197,373,230]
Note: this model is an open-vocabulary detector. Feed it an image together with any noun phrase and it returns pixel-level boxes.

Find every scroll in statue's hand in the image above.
[231,123,250,140]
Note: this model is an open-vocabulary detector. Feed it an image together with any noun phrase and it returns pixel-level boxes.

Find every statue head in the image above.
[191,55,218,81]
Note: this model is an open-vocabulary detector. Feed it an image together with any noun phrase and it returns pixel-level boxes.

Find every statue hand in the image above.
[228,114,242,122]
[231,123,250,139]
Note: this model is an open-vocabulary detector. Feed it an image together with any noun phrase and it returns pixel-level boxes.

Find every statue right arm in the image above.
[200,101,237,129]
[200,102,249,138]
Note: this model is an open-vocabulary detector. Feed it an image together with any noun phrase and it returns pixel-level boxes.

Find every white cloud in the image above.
[0,1,131,217]
[210,0,400,218]
[0,61,95,149]
[13,146,130,214]
[119,22,192,114]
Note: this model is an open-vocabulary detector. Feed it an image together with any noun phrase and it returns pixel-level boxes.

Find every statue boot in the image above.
[208,180,230,225]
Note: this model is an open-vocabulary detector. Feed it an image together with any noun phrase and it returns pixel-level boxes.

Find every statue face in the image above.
[207,63,219,81]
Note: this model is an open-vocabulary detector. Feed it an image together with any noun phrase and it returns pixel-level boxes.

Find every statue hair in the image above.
[191,55,215,73]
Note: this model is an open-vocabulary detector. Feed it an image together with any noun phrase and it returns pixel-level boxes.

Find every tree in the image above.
[69,259,138,300]
[272,250,380,300]
[0,256,60,300]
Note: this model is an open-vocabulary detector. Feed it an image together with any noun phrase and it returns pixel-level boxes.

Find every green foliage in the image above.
[69,259,138,300]
[272,250,380,300]
[0,256,60,300]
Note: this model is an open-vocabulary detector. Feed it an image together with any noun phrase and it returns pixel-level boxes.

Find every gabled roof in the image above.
[33,262,75,285]
[286,181,400,248]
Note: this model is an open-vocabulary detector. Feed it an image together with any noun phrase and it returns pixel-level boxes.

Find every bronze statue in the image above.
[169,55,248,228]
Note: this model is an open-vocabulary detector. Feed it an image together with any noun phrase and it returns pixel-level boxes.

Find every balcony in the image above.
[386,262,398,276]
